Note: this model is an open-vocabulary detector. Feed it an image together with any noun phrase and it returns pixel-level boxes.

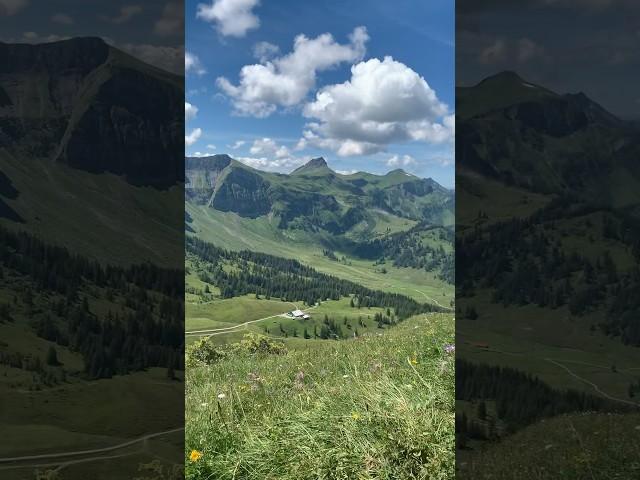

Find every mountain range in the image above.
[457,71,640,208]
[186,155,454,237]
[0,37,184,265]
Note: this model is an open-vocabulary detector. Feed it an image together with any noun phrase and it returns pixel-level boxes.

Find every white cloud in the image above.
[217,26,369,117]
[185,128,203,147]
[197,0,260,38]
[249,138,290,158]
[0,0,28,16]
[386,154,416,168]
[301,56,453,156]
[185,102,198,122]
[20,32,69,43]
[253,41,279,62]
[119,43,183,74]
[155,1,183,36]
[102,5,143,24]
[207,144,217,150]
[335,169,358,175]
[185,51,206,75]
[479,37,545,65]
[190,151,212,157]
[236,155,308,172]
[230,140,246,149]
[51,13,73,25]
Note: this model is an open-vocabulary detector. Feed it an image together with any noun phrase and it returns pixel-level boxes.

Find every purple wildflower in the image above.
[444,344,455,354]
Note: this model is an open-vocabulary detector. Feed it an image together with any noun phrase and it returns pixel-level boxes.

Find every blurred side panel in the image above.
[456,0,640,477]
[0,2,185,479]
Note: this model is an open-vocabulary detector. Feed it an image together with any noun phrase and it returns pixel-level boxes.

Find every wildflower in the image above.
[217,393,226,400]
[200,402,209,407]
[409,356,418,366]
[189,450,203,462]
[342,374,349,378]
[444,344,455,354]
[351,411,361,420]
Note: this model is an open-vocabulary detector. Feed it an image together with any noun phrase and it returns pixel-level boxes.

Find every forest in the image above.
[0,224,184,380]
[186,236,444,320]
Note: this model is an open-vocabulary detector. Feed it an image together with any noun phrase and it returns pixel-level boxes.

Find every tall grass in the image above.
[185,313,454,479]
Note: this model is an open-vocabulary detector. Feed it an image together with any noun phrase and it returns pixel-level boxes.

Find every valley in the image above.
[455,72,640,476]
[184,154,455,478]
[0,37,184,478]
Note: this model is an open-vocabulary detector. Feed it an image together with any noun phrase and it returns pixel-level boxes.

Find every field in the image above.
[457,412,640,479]
[186,203,453,305]
[185,313,455,479]
[0,152,183,267]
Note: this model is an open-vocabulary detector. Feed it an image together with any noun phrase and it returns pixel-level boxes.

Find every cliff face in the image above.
[0,37,183,188]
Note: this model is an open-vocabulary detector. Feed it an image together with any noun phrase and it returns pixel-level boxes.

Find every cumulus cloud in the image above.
[230,140,246,149]
[253,41,279,62]
[217,26,369,117]
[20,32,69,43]
[155,1,183,36]
[190,151,212,157]
[101,5,143,24]
[249,138,290,159]
[236,155,308,172]
[479,37,545,65]
[185,102,198,122]
[301,56,453,157]
[0,0,28,16]
[185,51,206,75]
[119,43,183,74]
[386,154,416,168]
[185,128,202,147]
[197,0,260,38]
[51,13,73,25]
[335,169,358,175]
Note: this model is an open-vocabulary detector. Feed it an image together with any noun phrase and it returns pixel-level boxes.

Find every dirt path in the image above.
[544,358,639,407]
[185,305,317,337]
[0,427,183,466]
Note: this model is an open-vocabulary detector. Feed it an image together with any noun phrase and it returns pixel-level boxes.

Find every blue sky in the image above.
[186,0,454,187]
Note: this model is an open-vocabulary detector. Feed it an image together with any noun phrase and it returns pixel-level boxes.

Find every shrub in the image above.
[185,338,227,367]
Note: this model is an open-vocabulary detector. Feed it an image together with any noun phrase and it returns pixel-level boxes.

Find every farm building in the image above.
[290,309,311,320]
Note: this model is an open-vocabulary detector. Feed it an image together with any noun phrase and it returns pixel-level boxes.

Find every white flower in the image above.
[217,393,226,400]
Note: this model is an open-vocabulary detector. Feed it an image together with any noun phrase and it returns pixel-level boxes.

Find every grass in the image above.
[185,313,455,480]
[186,295,296,332]
[457,412,640,479]
[186,203,453,304]
[458,289,640,403]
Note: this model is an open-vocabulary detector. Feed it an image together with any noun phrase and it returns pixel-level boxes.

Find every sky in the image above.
[0,0,184,74]
[457,0,640,120]
[186,0,455,187]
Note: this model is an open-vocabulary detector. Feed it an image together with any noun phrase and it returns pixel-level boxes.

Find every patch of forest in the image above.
[185,236,445,320]
[456,359,635,447]
[0,224,183,380]
[457,196,640,345]
[352,223,454,284]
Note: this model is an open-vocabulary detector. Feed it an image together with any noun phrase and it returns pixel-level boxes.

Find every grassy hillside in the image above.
[186,204,453,304]
[458,412,640,479]
[186,313,455,480]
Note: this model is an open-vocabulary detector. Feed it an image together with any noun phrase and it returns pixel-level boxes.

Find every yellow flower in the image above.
[351,411,361,420]
[189,450,203,462]
[409,356,418,366]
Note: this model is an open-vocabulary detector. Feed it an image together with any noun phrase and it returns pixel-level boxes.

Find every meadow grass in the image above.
[185,313,454,479]
[458,412,640,480]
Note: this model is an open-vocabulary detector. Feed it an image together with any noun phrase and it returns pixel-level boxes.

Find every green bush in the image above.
[185,338,227,367]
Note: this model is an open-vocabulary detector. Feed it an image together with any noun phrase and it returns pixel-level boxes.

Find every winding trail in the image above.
[186,305,318,338]
[544,358,639,407]
[0,427,184,467]
[472,343,639,407]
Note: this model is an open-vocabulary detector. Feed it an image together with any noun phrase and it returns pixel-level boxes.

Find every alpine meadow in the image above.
[184,1,456,478]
